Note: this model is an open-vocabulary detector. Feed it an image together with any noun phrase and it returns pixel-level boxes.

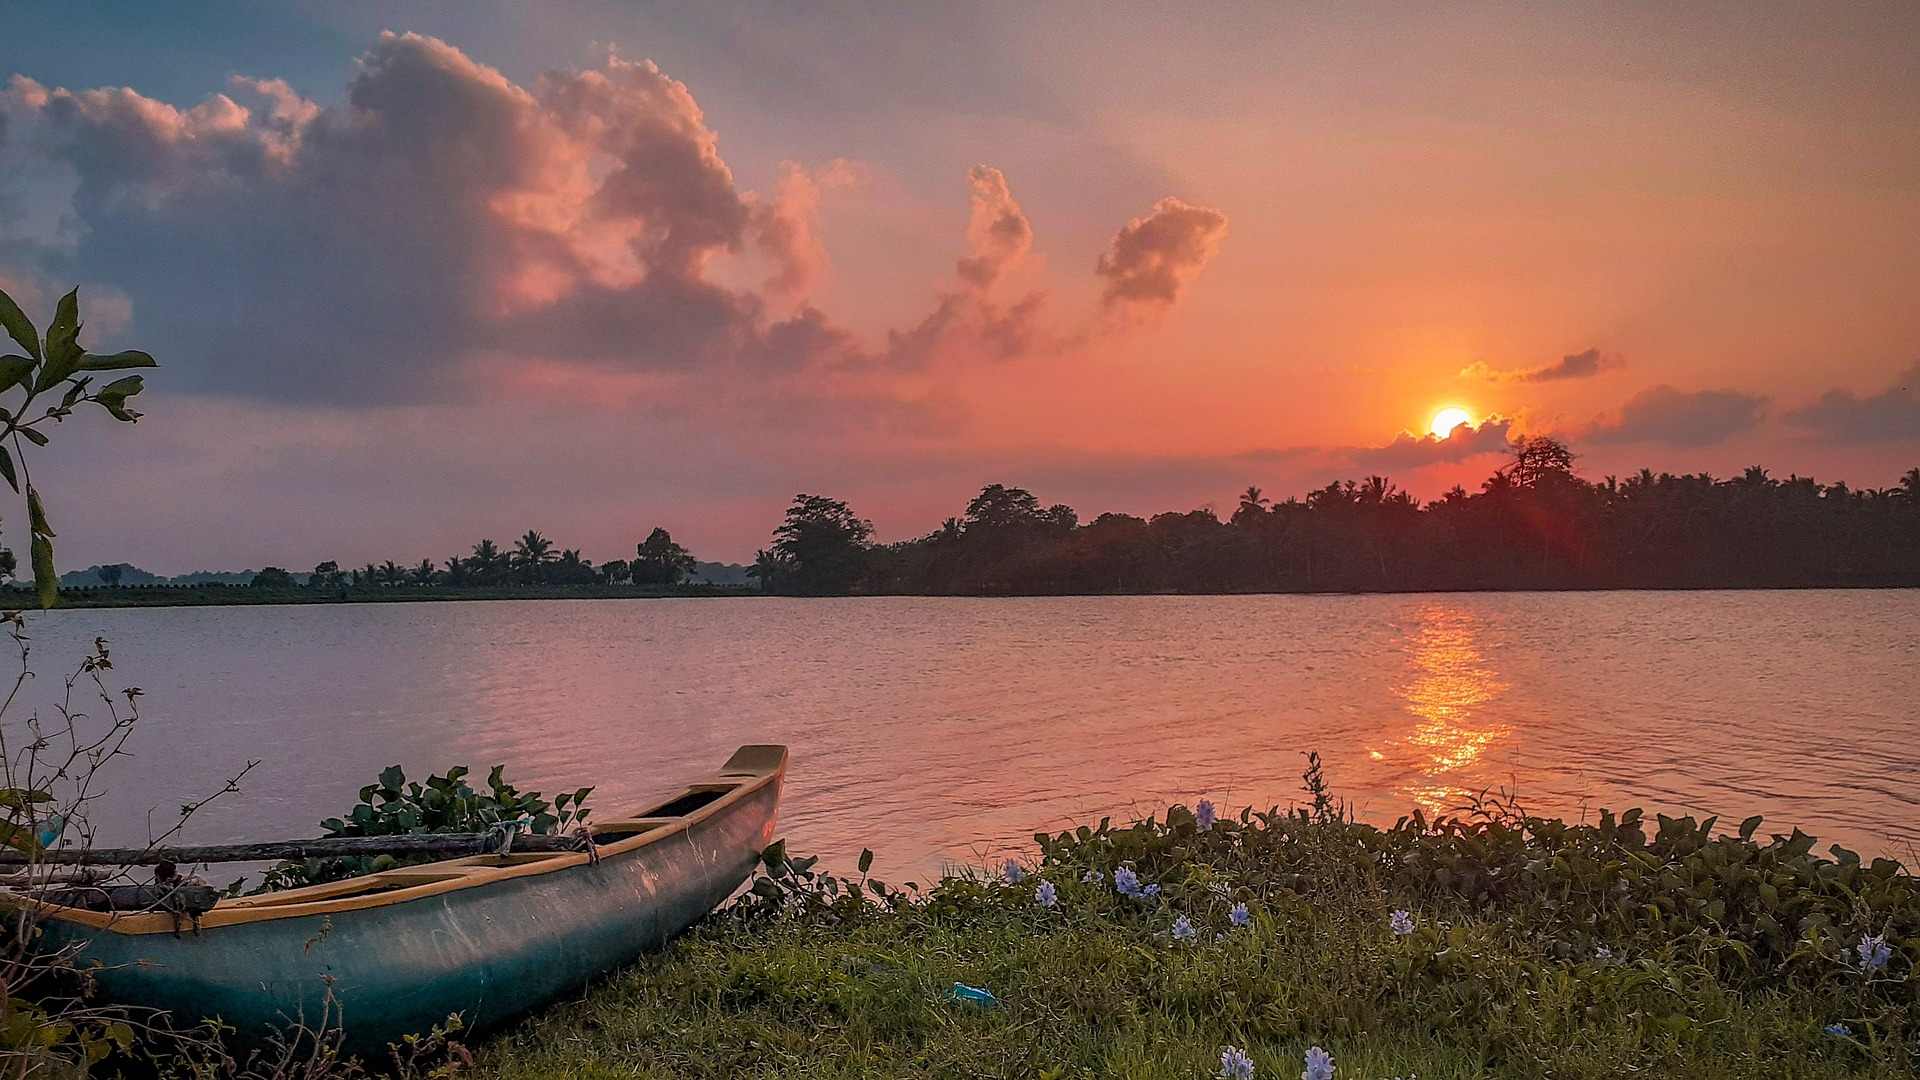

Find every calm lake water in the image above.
[21,592,1920,882]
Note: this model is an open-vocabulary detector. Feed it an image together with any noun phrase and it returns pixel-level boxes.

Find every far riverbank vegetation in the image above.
[16,442,1920,607]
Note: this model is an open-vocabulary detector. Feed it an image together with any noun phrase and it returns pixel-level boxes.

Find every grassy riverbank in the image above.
[11,582,757,608]
[472,799,1915,1079]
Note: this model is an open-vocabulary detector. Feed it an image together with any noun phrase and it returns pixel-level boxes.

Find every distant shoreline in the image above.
[11,579,1915,610]
[12,583,761,609]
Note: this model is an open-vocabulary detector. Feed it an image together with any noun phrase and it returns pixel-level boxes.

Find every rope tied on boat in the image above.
[572,825,600,866]
[487,821,522,857]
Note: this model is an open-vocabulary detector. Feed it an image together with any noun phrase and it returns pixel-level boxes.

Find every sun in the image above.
[1429,407,1473,438]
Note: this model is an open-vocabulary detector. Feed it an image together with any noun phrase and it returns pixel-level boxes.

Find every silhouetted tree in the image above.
[765,494,873,595]
[250,567,295,589]
[511,530,555,584]
[95,564,124,587]
[632,527,696,585]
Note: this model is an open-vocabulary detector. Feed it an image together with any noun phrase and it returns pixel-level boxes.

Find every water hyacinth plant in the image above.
[1196,798,1217,831]
[1171,914,1197,942]
[1218,1045,1254,1080]
[1230,901,1251,928]
[1002,858,1026,883]
[1857,932,1891,972]
[1034,880,1058,909]
[1302,1045,1334,1080]
[1388,909,1415,936]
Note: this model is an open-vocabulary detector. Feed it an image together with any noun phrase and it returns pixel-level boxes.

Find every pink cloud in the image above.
[1095,196,1228,314]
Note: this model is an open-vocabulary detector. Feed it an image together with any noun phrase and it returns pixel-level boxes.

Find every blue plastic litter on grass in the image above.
[947,982,999,1007]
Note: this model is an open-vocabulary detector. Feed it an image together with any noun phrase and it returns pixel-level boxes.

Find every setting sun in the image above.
[1430,407,1474,438]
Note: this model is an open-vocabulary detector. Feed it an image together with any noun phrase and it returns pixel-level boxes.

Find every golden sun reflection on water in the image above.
[1389,604,1511,814]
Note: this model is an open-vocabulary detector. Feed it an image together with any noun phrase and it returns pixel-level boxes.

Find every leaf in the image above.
[0,355,33,395]
[0,447,15,494]
[858,847,873,874]
[1738,815,1763,841]
[79,350,156,371]
[34,289,83,391]
[0,288,39,361]
[18,427,47,447]
[31,534,55,610]
[27,486,53,537]
[96,373,147,422]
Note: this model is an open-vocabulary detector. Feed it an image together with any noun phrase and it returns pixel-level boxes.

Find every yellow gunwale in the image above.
[5,745,786,936]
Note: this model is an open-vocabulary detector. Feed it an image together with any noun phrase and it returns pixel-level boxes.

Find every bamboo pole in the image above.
[0,832,587,867]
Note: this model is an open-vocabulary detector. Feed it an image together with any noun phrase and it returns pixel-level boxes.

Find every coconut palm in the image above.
[512,530,557,584]
[469,539,506,583]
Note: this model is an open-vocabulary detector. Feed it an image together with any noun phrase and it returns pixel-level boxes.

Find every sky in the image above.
[2,2,1917,571]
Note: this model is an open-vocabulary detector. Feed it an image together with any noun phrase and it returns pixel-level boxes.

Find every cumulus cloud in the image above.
[1461,347,1612,383]
[1,35,1235,404]
[0,34,838,401]
[1349,417,1517,470]
[753,158,860,301]
[1095,196,1228,314]
[1783,364,1920,442]
[875,165,1055,369]
[955,165,1032,290]
[1585,385,1768,446]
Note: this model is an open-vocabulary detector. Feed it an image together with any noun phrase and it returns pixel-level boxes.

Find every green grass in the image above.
[470,802,1917,1079]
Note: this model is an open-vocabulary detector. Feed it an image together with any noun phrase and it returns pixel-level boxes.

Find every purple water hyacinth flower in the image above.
[1139,883,1160,899]
[1002,859,1025,883]
[1230,901,1252,928]
[1858,933,1891,971]
[1172,915,1197,942]
[1219,1045,1255,1080]
[1302,1045,1334,1080]
[1825,1023,1851,1037]
[1081,868,1101,884]
[1389,909,1415,936]
[1196,799,1218,831]
[1113,867,1141,896]
[1035,880,1058,909]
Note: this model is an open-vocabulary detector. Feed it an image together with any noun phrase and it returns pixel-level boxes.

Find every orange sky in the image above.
[2,5,1917,568]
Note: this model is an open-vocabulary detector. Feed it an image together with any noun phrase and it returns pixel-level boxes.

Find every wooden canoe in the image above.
[18,744,787,1053]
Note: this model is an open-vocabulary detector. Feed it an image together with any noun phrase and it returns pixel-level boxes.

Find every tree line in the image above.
[247,527,700,591]
[750,439,1920,595]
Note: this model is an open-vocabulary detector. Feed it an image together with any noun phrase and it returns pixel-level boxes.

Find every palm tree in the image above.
[1232,485,1269,527]
[553,548,594,584]
[1900,467,1920,498]
[443,554,470,586]
[378,560,406,587]
[469,539,505,583]
[411,558,437,586]
[512,530,556,584]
